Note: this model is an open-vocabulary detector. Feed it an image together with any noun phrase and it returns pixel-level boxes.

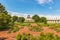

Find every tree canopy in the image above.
[0,3,8,14]
[32,15,40,22]
[40,17,47,24]
[12,16,18,22]
[32,15,47,24]
[18,17,25,23]
[0,3,12,30]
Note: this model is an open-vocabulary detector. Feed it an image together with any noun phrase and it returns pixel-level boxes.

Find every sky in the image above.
[0,0,60,19]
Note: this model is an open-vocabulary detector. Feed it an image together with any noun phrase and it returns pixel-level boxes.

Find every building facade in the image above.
[47,19,60,23]
[24,15,34,22]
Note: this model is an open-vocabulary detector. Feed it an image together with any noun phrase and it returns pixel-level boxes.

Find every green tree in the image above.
[18,17,25,23]
[12,16,18,22]
[40,17,47,24]
[32,15,40,22]
[0,3,12,30]
[0,13,12,30]
[0,3,8,14]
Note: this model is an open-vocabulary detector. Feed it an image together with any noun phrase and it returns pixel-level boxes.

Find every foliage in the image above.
[32,15,40,22]
[18,17,25,23]
[16,33,60,40]
[12,16,18,22]
[16,34,22,40]
[40,17,47,24]
[38,33,60,40]
[38,32,45,40]
[0,3,13,30]
[32,15,47,24]
[16,34,35,40]
[29,26,43,32]
[0,13,12,30]
[0,3,8,14]
[9,26,19,32]
[45,33,54,40]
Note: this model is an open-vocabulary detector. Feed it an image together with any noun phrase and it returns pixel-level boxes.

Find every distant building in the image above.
[24,15,34,22]
[47,19,60,23]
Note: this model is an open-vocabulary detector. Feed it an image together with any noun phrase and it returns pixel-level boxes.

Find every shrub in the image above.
[0,25,9,31]
[38,32,45,40]
[29,26,43,32]
[16,34,21,40]
[45,33,54,40]
[9,26,19,33]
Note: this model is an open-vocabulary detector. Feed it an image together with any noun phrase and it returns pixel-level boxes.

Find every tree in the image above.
[0,3,8,14]
[18,17,25,23]
[0,13,12,30]
[12,16,18,22]
[40,17,47,24]
[32,15,40,22]
[0,3,12,30]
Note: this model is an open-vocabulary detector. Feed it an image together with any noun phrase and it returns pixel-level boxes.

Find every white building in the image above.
[47,18,60,23]
[24,15,34,22]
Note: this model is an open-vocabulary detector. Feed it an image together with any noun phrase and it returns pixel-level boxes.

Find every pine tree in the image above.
[0,3,8,14]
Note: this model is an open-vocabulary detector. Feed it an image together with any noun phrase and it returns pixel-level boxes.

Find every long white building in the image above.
[47,18,60,23]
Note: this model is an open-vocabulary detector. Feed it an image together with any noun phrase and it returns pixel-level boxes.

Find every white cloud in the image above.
[8,11,33,18]
[36,0,53,4]
[8,11,60,20]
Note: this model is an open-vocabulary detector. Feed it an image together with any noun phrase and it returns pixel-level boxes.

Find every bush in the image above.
[16,34,22,40]
[16,34,35,40]
[29,26,43,32]
[0,25,9,31]
[20,23,30,26]
[38,33,60,40]
[38,32,45,40]
[45,33,54,40]
[9,27,19,33]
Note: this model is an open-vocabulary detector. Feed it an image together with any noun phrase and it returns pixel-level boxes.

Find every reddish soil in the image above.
[30,23,38,27]
[0,26,60,40]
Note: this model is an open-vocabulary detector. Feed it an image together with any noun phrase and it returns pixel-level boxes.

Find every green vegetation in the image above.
[9,26,19,33]
[32,15,47,24]
[16,33,60,40]
[18,17,25,23]
[0,3,8,14]
[29,26,43,32]
[0,3,25,31]
[0,3,12,30]
[40,17,47,24]
[16,34,35,40]
[12,16,18,22]
[32,15,40,22]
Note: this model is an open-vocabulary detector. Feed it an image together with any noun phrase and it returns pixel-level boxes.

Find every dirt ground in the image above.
[0,24,60,40]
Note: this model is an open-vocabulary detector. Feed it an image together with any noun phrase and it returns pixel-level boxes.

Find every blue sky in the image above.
[0,0,60,18]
